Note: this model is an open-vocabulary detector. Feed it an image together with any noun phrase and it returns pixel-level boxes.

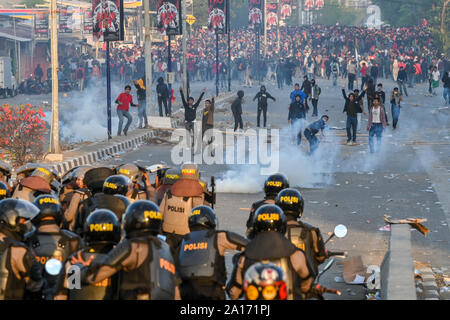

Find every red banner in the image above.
[304,0,314,11]
[208,0,227,34]
[248,0,263,30]
[315,0,324,10]
[266,3,278,29]
[157,0,181,35]
[92,0,124,42]
[280,0,292,19]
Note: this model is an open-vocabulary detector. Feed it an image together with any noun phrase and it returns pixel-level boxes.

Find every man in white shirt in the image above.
[431,66,440,96]
[366,97,386,153]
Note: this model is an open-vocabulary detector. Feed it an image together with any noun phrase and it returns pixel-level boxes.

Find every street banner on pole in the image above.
[84,10,94,33]
[315,0,324,10]
[266,2,278,30]
[35,12,49,40]
[248,0,263,30]
[157,0,182,35]
[208,0,227,34]
[304,0,314,11]
[92,0,124,42]
[58,6,73,33]
[280,0,292,19]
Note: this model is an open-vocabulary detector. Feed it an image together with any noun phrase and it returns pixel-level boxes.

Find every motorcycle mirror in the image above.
[334,224,348,238]
[45,258,63,276]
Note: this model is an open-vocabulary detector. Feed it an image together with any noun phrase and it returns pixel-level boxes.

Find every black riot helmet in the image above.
[122,200,163,239]
[32,194,63,225]
[244,262,288,300]
[0,181,11,200]
[263,173,289,198]
[188,205,217,230]
[83,209,121,245]
[275,188,305,220]
[252,204,287,234]
[103,175,133,196]
[0,199,40,240]
[115,163,140,182]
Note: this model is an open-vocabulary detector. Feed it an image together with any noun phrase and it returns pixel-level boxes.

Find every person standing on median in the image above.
[180,86,206,147]
[115,85,139,136]
[133,77,149,128]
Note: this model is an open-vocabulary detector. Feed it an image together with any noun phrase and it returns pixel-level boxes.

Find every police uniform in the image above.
[55,209,121,300]
[25,224,82,297]
[0,199,45,300]
[77,201,179,300]
[160,165,205,254]
[227,204,314,300]
[246,174,289,237]
[286,220,326,275]
[177,229,247,300]
[275,188,326,275]
[74,193,129,234]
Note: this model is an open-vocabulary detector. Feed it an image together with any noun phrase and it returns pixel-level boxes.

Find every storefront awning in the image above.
[0,31,32,42]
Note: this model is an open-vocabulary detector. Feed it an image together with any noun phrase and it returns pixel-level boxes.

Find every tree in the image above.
[22,0,45,8]
[0,104,49,166]
[317,0,366,26]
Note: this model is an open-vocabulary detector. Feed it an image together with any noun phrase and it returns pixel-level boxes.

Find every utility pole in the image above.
[264,0,267,57]
[49,0,60,154]
[182,0,188,92]
[144,0,152,115]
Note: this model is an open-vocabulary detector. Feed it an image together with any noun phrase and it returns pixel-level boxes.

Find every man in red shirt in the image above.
[115,85,139,136]
[360,62,368,91]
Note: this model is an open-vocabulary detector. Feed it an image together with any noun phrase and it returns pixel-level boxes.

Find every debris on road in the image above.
[384,215,430,235]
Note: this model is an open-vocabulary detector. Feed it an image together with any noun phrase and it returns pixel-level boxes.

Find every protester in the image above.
[115,85,139,136]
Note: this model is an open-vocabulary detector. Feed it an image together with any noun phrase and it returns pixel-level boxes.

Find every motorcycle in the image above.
[307,224,348,300]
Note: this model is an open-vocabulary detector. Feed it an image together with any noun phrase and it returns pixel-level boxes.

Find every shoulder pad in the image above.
[224,231,249,250]
[102,239,132,268]
[60,229,82,241]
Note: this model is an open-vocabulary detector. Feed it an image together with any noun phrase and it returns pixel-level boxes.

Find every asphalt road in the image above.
[78,74,449,300]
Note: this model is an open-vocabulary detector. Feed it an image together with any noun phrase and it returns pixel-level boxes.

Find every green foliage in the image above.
[22,0,45,8]
[317,0,366,26]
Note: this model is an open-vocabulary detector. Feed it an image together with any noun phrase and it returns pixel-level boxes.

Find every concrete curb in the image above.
[49,91,235,175]
[380,224,417,300]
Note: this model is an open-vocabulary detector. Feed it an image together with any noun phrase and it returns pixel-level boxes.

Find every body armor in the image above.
[243,232,298,300]
[0,239,27,300]
[119,237,175,300]
[162,190,203,235]
[286,222,320,274]
[178,230,224,283]
[69,247,117,300]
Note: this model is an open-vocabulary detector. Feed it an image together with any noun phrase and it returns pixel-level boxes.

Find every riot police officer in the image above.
[54,209,121,300]
[154,168,180,205]
[0,199,45,300]
[243,262,288,300]
[74,167,130,234]
[0,181,11,200]
[246,173,289,237]
[103,175,135,202]
[276,188,326,275]
[116,163,156,201]
[227,204,314,300]
[60,166,93,231]
[160,163,205,254]
[12,166,57,202]
[74,200,180,300]
[0,160,12,187]
[25,195,82,299]
[176,206,248,300]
